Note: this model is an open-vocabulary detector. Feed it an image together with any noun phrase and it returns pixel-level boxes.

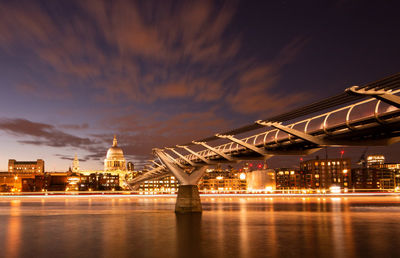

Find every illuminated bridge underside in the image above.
[129,73,400,187]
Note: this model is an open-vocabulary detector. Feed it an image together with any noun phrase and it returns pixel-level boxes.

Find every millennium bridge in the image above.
[128,73,400,213]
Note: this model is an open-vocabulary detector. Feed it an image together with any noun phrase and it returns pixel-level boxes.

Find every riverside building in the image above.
[275,168,302,192]
[352,155,400,191]
[300,157,351,192]
[366,155,385,167]
[8,159,44,174]
[1,159,45,191]
[198,167,247,193]
[247,168,276,192]
[138,175,179,194]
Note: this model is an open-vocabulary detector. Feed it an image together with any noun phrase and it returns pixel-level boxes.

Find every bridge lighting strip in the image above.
[0,193,399,198]
[0,194,178,198]
[200,193,400,197]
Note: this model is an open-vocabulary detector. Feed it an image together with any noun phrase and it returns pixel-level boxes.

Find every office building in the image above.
[198,168,246,193]
[8,159,44,174]
[139,175,179,194]
[300,158,351,191]
[367,155,385,168]
[275,168,302,191]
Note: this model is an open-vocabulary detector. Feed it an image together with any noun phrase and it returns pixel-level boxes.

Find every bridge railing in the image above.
[131,74,400,184]
[175,89,400,164]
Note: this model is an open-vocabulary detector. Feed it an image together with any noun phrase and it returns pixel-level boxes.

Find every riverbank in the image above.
[0,192,400,198]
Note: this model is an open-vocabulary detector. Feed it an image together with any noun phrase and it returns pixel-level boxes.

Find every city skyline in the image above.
[2,2,400,258]
[0,0,400,171]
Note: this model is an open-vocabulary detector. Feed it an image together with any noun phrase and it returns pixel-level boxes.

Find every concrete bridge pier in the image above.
[176,185,202,213]
[154,149,207,213]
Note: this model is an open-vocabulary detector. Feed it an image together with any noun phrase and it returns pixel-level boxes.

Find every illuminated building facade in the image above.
[8,159,44,174]
[351,168,398,190]
[79,135,130,189]
[82,173,120,191]
[33,172,120,191]
[380,163,400,170]
[275,168,302,191]
[198,168,246,193]
[300,158,351,190]
[139,175,179,194]
[2,159,45,191]
[104,135,127,172]
[0,172,23,192]
[352,156,400,190]
[352,155,400,191]
[367,155,385,168]
[247,169,276,192]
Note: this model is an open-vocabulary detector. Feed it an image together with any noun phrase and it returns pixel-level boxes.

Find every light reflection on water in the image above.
[0,196,400,258]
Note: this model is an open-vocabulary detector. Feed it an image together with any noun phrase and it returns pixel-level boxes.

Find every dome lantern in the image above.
[113,135,118,147]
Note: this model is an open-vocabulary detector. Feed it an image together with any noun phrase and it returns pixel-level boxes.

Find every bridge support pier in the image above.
[154,149,207,213]
[176,185,202,213]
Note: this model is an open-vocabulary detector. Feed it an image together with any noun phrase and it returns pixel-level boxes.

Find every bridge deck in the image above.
[129,73,400,185]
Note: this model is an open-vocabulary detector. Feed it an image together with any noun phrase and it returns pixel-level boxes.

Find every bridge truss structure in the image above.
[128,73,400,212]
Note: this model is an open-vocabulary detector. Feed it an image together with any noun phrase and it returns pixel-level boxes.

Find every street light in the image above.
[14,175,18,191]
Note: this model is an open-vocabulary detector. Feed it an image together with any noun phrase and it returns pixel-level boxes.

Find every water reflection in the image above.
[5,200,21,258]
[176,213,202,258]
[0,196,399,258]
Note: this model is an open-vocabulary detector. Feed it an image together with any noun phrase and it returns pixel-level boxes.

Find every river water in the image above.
[0,195,400,258]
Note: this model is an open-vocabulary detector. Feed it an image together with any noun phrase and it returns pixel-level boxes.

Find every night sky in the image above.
[0,0,399,171]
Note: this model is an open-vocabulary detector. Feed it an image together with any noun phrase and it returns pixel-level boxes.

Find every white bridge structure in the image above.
[128,73,400,213]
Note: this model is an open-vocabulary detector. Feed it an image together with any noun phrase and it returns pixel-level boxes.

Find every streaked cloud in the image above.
[0,118,95,148]
[229,37,310,114]
[0,0,306,113]
[0,0,315,169]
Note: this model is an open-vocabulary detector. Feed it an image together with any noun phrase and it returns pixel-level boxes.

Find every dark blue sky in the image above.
[0,0,399,171]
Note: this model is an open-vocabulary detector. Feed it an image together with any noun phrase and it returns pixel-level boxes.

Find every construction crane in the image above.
[357,147,369,168]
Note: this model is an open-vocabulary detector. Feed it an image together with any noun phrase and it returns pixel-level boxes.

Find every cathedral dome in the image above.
[104,135,126,172]
[106,146,124,160]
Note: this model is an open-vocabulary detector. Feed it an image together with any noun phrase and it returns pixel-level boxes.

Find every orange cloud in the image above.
[0,0,311,119]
